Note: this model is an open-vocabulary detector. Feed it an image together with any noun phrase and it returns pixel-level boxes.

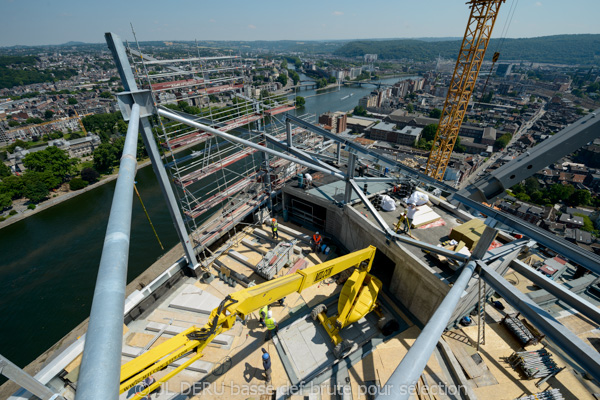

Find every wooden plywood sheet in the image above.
[444,337,485,379]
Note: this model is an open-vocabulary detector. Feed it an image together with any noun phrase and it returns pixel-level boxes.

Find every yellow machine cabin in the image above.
[120,245,383,399]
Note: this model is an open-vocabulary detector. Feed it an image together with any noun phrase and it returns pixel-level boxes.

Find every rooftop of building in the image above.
[371,121,398,132]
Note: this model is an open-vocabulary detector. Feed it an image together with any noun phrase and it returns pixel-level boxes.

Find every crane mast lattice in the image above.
[425,0,505,181]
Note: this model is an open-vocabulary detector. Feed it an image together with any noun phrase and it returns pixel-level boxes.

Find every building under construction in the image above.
[3,15,600,400]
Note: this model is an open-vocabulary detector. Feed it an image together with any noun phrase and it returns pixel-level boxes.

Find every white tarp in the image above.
[380,195,396,211]
[408,191,429,206]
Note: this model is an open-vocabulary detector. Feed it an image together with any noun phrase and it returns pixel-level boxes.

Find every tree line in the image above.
[334,34,600,65]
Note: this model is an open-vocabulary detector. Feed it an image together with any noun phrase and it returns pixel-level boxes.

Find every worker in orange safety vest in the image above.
[312,232,322,252]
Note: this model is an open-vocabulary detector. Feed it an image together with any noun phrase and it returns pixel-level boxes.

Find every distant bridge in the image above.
[342,81,393,89]
[288,80,319,90]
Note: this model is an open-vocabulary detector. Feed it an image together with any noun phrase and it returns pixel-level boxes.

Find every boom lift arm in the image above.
[119,246,378,399]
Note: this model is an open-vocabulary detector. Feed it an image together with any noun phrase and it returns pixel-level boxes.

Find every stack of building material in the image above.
[516,389,563,400]
[502,314,536,346]
[411,205,442,227]
[508,349,559,379]
[449,219,486,250]
[255,240,298,280]
[168,285,221,315]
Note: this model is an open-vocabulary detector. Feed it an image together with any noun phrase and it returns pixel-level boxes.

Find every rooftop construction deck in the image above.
[52,217,599,400]
[5,33,600,400]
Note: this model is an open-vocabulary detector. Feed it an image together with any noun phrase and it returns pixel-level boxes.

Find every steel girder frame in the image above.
[478,261,600,382]
[105,33,198,269]
[457,108,600,203]
[510,259,600,326]
[454,193,600,274]
[284,114,457,194]
[425,0,504,181]
[158,107,473,263]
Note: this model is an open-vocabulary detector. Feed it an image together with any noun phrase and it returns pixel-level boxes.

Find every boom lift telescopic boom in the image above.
[119,246,379,399]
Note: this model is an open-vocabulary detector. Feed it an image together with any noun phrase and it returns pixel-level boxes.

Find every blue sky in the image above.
[1,0,599,46]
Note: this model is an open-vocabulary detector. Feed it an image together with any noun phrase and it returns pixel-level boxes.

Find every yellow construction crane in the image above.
[73,109,88,136]
[425,0,505,181]
[120,246,382,399]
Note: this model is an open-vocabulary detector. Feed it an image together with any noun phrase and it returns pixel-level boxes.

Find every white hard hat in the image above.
[315,231,319,235]
[267,310,272,318]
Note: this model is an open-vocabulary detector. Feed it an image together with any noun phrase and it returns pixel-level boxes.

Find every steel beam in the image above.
[106,32,198,270]
[353,177,399,183]
[349,179,391,234]
[510,259,600,326]
[0,354,64,400]
[285,114,457,193]
[158,108,347,182]
[344,154,356,204]
[376,261,477,400]
[478,261,600,382]
[264,135,342,174]
[458,109,600,203]
[286,120,292,148]
[75,104,140,400]
[454,193,600,273]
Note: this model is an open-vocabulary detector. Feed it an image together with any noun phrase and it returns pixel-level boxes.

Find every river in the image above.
[0,74,415,373]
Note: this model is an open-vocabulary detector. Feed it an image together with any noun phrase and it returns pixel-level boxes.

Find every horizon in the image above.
[1,0,599,47]
[1,33,599,49]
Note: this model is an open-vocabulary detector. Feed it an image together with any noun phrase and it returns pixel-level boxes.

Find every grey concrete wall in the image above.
[342,206,451,325]
[284,184,453,324]
[282,185,521,327]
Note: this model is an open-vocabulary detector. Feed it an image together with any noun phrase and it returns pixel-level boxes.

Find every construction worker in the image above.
[404,203,417,233]
[271,218,278,239]
[261,348,272,382]
[304,173,313,188]
[312,231,322,253]
[259,305,269,327]
[264,310,278,341]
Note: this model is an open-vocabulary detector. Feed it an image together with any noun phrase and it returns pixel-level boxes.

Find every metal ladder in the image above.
[477,276,486,351]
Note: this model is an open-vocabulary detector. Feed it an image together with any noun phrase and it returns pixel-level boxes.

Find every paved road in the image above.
[458,104,546,190]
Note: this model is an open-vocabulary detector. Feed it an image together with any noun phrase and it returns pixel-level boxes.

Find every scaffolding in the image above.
[122,40,319,252]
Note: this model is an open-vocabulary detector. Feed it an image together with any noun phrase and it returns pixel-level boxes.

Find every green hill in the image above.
[334,34,600,65]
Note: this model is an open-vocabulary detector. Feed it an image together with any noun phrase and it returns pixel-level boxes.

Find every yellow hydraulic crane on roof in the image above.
[425,0,505,181]
[120,246,381,399]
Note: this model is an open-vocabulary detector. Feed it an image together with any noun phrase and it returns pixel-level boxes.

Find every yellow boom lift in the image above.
[311,256,382,358]
[425,0,505,181]
[120,246,383,399]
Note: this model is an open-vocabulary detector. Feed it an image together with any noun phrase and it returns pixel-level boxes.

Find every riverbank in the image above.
[0,136,204,231]
[0,158,152,231]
